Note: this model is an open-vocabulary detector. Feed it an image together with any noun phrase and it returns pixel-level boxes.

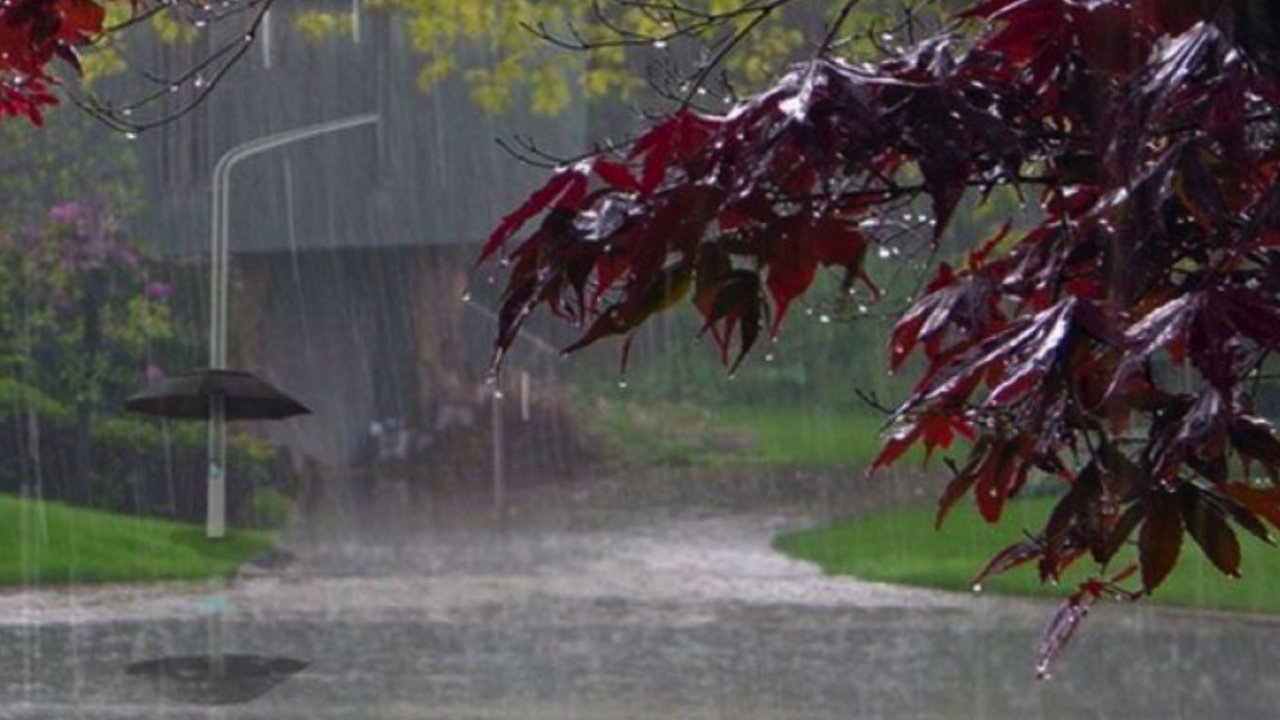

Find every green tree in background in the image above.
[297,0,958,115]
[0,202,173,503]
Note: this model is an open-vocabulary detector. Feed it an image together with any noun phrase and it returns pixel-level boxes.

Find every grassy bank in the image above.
[0,494,274,586]
[775,496,1280,614]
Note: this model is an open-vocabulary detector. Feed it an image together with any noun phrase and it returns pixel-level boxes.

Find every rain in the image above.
[2,1,1280,719]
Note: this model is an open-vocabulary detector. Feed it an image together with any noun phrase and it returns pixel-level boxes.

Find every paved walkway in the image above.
[1,469,1278,718]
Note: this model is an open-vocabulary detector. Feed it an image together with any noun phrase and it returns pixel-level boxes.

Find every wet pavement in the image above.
[2,469,1279,718]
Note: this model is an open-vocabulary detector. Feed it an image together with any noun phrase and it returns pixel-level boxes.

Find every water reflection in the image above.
[1,470,1276,719]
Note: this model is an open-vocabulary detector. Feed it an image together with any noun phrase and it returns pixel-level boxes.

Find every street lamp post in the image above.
[207,113,380,538]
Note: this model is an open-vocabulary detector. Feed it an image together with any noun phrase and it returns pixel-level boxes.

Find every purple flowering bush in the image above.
[0,201,173,403]
[0,201,288,521]
[0,201,177,507]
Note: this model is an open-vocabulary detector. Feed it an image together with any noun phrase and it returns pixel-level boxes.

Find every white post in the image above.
[207,113,379,538]
[520,371,530,422]
[492,388,505,513]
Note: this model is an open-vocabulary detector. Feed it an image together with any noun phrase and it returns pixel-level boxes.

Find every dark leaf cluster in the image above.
[485,0,1280,674]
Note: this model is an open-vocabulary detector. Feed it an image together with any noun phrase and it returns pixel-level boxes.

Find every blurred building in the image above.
[124,0,601,468]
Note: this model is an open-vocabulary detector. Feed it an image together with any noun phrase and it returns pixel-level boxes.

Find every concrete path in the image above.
[1,469,1277,718]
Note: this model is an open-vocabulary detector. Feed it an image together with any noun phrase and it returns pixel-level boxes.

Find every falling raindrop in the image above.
[764,353,775,363]
[124,131,139,140]
[971,583,984,595]
[617,378,628,390]
[818,314,831,324]
[652,39,668,49]
[878,246,892,259]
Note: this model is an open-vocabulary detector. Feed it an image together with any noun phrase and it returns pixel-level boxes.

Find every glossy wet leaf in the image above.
[480,0,1280,674]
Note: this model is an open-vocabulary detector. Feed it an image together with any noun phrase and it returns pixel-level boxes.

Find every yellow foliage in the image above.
[150,9,200,44]
[79,0,934,118]
[381,0,823,115]
[80,46,127,85]
[295,10,355,42]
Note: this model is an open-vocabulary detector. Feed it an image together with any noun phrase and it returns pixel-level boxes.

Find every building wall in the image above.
[113,2,614,467]
[125,0,596,258]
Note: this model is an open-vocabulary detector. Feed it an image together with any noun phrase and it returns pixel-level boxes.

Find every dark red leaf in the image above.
[482,170,585,262]
[1139,490,1184,593]
[1221,484,1280,533]
[973,539,1043,589]
[1096,502,1145,566]
[935,436,993,529]
[1107,293,1205,400]
[1035,586,1099,680]
[55,0,105,40]
[1180,487,1242,578]
[872,424,921,471]
[592,159,641,192]
[1205,490,1274,546]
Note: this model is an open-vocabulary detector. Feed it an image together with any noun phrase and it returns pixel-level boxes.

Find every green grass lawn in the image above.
[591,401,902,468]
[0,494,275,586]
[775,496,1280,614]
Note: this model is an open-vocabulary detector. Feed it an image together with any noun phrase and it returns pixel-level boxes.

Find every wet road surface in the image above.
[1,470,1278,719]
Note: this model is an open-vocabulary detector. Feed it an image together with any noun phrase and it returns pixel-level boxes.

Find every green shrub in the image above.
[0,377,291,524]
[243,487,294,530]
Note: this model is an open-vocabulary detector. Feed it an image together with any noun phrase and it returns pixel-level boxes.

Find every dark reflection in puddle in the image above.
[125,654,308,705]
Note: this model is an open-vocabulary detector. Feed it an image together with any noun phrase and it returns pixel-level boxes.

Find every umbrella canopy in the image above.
[125,369,310,421]
[126,654,309,705]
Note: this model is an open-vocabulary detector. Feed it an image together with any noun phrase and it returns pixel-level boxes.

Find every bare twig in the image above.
[856,388,897,416]
[74,0,276,135]
[818,0,862,57]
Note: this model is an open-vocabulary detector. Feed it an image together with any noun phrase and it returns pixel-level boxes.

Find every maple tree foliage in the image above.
[0,0,107,123]
[1,0,272,130]
[483,0,1280,674]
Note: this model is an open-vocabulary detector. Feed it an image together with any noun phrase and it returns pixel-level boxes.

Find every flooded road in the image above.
[1,469,1278,719]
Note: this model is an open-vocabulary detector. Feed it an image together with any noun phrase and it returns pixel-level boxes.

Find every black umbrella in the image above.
[126,654,309,705]
[125,369,310,421]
